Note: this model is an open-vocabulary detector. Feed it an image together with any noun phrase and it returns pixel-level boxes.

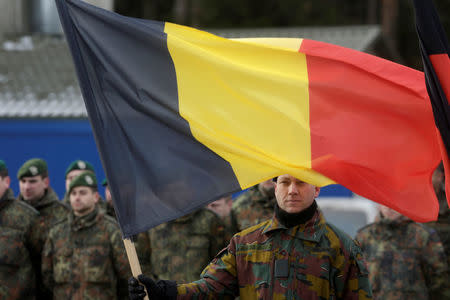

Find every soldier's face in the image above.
[65,169,86,191]
[19,175,49,202]
[70,186,99,216]
[207,196,232,218]
[0,176,10,198]
[275,174,320,213]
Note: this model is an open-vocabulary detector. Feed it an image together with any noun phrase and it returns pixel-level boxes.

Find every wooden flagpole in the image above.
[123,238,150,300]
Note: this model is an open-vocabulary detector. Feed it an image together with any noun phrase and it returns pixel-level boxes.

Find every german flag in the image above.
[57,0,440,237]
[413,0,450,210]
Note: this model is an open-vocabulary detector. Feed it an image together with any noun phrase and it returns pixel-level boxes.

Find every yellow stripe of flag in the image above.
[164,22,334,189]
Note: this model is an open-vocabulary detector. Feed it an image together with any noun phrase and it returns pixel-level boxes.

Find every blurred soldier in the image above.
[17,158,69,240]
[426,163,450,269]
[42,171,131,299]
[17,158,69,299]
[129,174,372,299]
[0,160,41,299]
[232,178,276,231]
[147,207,226,283]
[102,178,152,275]
[62,159,96,205]
[207,194,238,241]
[356,205,449,299]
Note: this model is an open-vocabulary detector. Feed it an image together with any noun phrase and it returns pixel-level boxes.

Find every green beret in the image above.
[65,160,95,177]
[0,160,7,172]
[102,178,108,186]
[68,171,98,194]
[17,158,48,179]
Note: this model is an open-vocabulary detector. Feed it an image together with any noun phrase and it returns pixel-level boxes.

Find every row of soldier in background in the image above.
[0,157,449,299]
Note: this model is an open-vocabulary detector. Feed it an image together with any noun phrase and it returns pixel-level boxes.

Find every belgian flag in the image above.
[57,0,441,237]
[413,0,450,211]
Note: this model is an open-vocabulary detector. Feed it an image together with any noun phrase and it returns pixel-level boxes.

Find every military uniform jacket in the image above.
[18,188,69,250]
[0,188,40,300]
[42,207,131,300]
[356,215,449,300]
[232,186,276,231]
[148,208,226,283]
[177,208,372,299]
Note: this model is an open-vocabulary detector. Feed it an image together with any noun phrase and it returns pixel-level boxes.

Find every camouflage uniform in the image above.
[356,214,449,299]
[232,186,276,231]
[426,190,450,276]
[221,210,239,242]
[148,208,226,283]
[18,187,69,299]
[18,187,69,247]
[177,207,372,299]
[42,206,131,299]
[103,199,152,276]
[0,188,40,299]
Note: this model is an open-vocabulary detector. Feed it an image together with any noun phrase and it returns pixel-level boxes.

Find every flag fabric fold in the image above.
[56,0,441,237]
[413,0,450,209]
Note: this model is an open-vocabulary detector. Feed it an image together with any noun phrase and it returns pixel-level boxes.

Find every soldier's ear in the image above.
[3,176,10,188]
[314,187,320,198]
[94,191,100,203]
[43,177,50,188]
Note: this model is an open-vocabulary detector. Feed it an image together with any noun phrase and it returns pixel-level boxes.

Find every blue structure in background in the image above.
[1,119,105,198]
[1,119,353,199]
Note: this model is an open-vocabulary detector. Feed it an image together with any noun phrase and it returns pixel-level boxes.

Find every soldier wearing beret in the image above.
[42,171,131,299]
[356,204,449,299]
[63,159,109,214]
[62,159,95,205]
[129,174,373,299]
[0,160,41,299]
[17,158,69,299]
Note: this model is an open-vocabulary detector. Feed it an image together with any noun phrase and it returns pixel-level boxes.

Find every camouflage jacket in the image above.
[148,208,226,283]
[42,207,131,300]
[356,215,449,300]
[426,190,450,272]
[0,188,40,300]
[232,186,276,231]
[18,188,69,250]
[178,208,372,299]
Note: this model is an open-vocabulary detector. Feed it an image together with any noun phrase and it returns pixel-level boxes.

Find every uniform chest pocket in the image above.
[83,245,113,283]
[0,228,27,267]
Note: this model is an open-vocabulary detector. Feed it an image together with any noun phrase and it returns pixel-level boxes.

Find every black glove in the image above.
[128,274,177,300]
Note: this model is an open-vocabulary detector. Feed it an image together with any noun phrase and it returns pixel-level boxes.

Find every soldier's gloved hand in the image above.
[128,274,177,300]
